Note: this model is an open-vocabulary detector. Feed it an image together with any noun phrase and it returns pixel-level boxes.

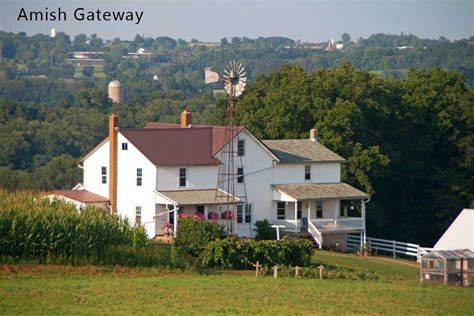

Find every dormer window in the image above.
[305,165,311,180]
[122,142,128,150]
[237,139,245,156]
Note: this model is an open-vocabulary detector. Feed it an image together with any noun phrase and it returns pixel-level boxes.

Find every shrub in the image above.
[174,217,225,256]
[202,238,313,269]
[254,219,276,240]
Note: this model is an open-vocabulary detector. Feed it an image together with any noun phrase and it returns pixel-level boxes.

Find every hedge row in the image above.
[202,238,313,269]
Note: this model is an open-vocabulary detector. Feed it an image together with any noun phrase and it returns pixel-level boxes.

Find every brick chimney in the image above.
[181,109,192,128]
[310,128,318,142]
[109,113,118,214]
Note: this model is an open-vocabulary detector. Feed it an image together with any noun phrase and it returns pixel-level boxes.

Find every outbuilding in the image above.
[420,249,474,286]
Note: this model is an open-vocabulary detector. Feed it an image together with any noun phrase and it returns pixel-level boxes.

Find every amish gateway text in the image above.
[17,8,144,25]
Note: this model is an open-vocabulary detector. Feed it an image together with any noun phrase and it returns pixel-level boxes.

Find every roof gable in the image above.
[120,127,221,166]
[262,139,345,163]
[434,209,474,250]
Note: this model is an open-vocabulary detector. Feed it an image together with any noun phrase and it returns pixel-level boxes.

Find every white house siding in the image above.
[271,162,341,184]
[156,165,219,191]
[83,140,110,199]
[217,130,343,237]
[217,130,275,237]
[273,199,339,221]
[116,133,157,238]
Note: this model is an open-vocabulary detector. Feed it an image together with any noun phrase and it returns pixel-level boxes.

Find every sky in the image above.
[0,0,472,42]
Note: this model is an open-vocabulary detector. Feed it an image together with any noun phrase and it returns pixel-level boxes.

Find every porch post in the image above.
[361,199,366,245]
[294,201,298,233]
[308,201,311,221]
[173,207,178,237]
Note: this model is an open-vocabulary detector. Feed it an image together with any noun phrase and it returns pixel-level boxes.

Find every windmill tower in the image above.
[205,61,248,235]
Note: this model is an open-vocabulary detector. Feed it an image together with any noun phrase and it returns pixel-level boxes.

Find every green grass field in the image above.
[1,251,473,315]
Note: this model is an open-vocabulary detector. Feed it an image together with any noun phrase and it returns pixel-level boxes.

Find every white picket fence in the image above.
[346,235,431,262]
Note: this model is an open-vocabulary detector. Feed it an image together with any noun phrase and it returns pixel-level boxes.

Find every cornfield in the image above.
[0,190,148,264]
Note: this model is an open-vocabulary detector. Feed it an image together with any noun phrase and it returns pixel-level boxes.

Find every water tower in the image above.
[108,80,123,103]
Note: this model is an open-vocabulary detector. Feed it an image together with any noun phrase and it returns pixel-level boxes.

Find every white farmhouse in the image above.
[48,110,369,249]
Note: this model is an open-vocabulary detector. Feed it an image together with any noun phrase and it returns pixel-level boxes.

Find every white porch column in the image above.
[361,199,366,245]
[294,201,298,233]
[308,201,311,221]
[173,207,178,237]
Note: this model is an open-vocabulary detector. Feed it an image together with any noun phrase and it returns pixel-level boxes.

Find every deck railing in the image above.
[312,218,363,230]
[308,220,323,249]
[271,219,301,232]
[346,235,431,261]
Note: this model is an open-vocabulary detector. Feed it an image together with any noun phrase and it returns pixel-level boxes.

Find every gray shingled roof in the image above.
[262,139,345,163]
[158,189,240,205]
[273,183,369,200]
[422,249,474,260]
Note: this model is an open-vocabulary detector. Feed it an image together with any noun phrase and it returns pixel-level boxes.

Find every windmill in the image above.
[205,61,248,235]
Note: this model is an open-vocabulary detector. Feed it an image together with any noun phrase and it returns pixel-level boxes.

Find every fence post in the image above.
[392,240,396,258]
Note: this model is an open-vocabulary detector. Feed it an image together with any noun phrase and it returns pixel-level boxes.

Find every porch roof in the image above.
[272,183,369,200]
[44,190,109,203]
[157,189,240,205]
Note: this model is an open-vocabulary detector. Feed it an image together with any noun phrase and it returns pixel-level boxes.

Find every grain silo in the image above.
[108,80,123,103]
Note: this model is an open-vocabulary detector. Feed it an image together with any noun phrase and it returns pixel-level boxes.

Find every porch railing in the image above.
[312,218,363,230]
[308,220,323,249]
[271,219,301,232]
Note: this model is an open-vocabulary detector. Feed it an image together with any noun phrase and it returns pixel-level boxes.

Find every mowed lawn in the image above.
[1,251,473,315]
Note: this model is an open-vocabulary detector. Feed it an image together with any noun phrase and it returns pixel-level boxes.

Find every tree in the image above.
[82,66,94,77]
[341,33,351,43]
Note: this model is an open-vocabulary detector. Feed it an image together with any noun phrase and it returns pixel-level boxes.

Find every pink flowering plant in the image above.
[220,210,234,220]
[163,222,172,229]
[192,212,205,221]
[207,212,219,221]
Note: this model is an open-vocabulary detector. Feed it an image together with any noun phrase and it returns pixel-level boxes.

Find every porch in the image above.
[271,183,369,248]
[153,188,240,236]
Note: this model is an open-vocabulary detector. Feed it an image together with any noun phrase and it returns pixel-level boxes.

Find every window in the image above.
[237,168,244,183]
[316,201,323,218]
[297,201,302,219]
[245,204,252,223]
[101,166,107,184]
[196,205,205,214]
[305,165,311,180]
[237,139,245,156]
[277,202,286,220]
[237,204,252,224]
[135,206,142,225]
[237,204,243,224]
[179,168,186,187]
[136,168,142,186]
[122,142,128,150]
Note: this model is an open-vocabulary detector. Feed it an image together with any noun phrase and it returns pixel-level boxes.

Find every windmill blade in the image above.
[204,68,220,84]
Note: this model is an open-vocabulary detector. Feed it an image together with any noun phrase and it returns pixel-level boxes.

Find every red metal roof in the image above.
[45,190,109,203]
[144,123,244,156]
[120,127,221,166]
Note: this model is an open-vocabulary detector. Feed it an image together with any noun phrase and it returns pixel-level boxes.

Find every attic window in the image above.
[101,166,107,184]
[122,142,128,150]
[237,139,245,156]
